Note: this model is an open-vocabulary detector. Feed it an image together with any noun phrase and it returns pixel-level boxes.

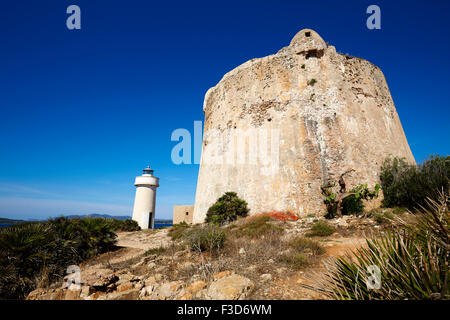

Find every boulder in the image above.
[207,274,253,300]
[187,280,207,294]
[26,288,65,300]
[177,293,193,300]
[155,280,185,299]
[100,288,140,300]
[213,270,231,280]
[82,268,118,289]
[179,261,195,271]
[116,281,134,292]
[260,274,273,282]
[80,285,93,298]
[64,288,82,300]
[139,285,154,299]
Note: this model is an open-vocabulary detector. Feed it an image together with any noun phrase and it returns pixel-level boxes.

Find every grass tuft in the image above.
[144,247,167,256]
[306,221,336,237]
[232,216,284,238]
[279,236,325,270]
[373,211,394,224]
[184,225,226,253]
[290,237,326,255]
[279,253,309,269]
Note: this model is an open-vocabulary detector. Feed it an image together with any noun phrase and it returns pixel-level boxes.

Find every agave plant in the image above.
[308,191,449,300]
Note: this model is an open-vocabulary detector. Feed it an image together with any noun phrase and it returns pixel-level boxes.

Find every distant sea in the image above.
[0,222,172,229]
[154,223,172,229]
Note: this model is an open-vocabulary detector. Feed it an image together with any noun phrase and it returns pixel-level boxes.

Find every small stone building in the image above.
[173,205,194,224]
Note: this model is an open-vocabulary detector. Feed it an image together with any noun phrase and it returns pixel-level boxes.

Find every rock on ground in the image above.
[206,274,254,300]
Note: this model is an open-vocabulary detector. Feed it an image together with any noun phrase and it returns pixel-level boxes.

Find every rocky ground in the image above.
[27,209,409,300]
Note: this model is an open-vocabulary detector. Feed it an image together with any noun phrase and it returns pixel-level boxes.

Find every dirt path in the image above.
[79,229,172,270]
[116,228,171,251]
[262,234,367,300]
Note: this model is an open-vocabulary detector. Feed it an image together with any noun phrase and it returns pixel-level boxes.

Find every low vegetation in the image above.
[168,222,226,254]
[291,237,325,255]
[306,221,336,237]
[144,247,167,256]
[13,155,449,301]
[279,237,325,269]
[184,225,226,253]
[168,222,191,241]
[0,217,120,299]
[172,196,327,279]
[279,252,309,269]
[231,216,284,238]
[307,78,317,86]
[373,211,394,224]
[249,211,299,221]
[205,192,249,225]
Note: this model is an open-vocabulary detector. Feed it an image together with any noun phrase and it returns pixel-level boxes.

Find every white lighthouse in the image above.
[132,165,159,229]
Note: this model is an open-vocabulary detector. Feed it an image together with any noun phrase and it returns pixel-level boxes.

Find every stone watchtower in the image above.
[193,29,415,223]
[132,165,159,229]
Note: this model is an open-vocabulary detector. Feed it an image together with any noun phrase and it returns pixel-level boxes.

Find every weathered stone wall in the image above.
[193,29,415,223]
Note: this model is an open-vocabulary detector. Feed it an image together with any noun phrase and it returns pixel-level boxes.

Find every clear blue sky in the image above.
[0,0,449,220]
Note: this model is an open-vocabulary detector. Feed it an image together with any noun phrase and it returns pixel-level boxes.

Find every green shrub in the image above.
[341,190,365,215]
[184,225,226,253]
[0,217,117,300]
[322,181,380,218]
[232,216,283,238]
[306,221,336,237]
[48,217,117,259]
[380,155,449,209]
[320,192,449,300]
[279,253,309,269]
[107,219,140,232]
[0,223,56,299]
[205,192,249,225]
